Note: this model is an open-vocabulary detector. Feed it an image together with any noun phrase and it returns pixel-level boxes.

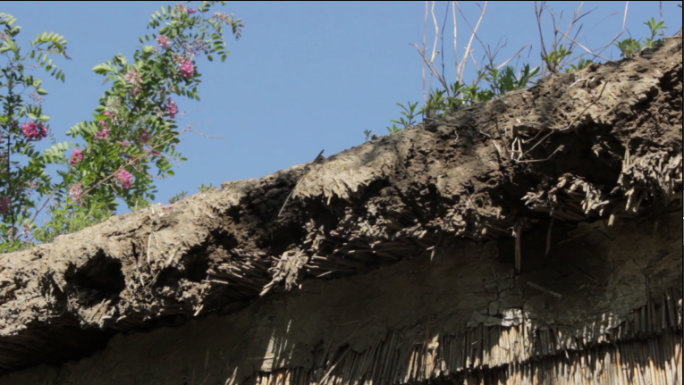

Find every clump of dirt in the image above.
[0,38,680,377]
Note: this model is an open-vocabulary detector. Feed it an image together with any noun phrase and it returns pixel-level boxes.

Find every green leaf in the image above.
[0,38,18,54]
[35,88,48,95]
[153,64,164,78]
[92,64,110,75]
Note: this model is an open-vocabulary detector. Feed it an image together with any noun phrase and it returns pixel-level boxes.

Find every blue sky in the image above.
[2,1,682,220]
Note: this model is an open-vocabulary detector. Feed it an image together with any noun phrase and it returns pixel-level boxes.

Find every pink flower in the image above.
[175,3,188,13]
[21,121,48,141]
[156,35,171,49]
[96,128,110,141]
[70,148,84,165]
[115,169,134,189]
[138,129,151,144]
[29,92,44,104]
[179,60,194,78]
[0,197,10,214]
[0,33,7,40]
[212,12,232,25]
[21,225,31,239]
[145,147,161,157]
[165,98,179,118]
[104,108,120,124]
[99,120,107,128]
[69,183,83,201]
[187,8,196,14]
[124,70,142,86]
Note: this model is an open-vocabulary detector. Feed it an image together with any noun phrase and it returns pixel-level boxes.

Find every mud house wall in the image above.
[2,214,681,385]
[0,38,680,384]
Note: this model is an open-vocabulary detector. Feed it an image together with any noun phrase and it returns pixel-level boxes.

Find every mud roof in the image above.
[0,38,681,375]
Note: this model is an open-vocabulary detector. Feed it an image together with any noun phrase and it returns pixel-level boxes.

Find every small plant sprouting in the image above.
[364,129,372,141]
[420,90,448,120]
[169,191,188,204]
[541,44,572,74]
[615,17,667,58]
[392,64,539,125]
[378,4,676,149]
[391,101,420,128]
[643,17,666,48]
[386,101,420,133]
[198,183,215,193]
[565,58,593,73]
[386,125,402,134]
[480,64,539,96]
[615,38,643,58]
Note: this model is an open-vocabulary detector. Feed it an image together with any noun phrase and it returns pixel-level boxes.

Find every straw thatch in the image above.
[0,39,681,384]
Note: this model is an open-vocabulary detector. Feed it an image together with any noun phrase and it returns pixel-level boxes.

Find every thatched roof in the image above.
[0,39,681,384]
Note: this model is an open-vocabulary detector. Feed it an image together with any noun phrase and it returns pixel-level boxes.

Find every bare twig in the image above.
[454,1,488,85]
[535,1,549,70]
[527,281,563,298]
[422,1,428,104]
[556,30,612,61]
[28,188,58,228]
[514,220,522,273]
[545,218,555,256]
[674,331,682,385]
[440,2,450,83]
[495,43,534,70]
[622,1,630,38]
[410,43,449,91]
[146,232,154,264]
[451,1,458,85]
[516,145,564,163]
[428,1,439,95]
[317,322,359,385]
[659,1,664,39]
[557,2,593,49]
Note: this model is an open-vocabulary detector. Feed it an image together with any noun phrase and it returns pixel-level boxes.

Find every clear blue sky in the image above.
[2,1,681,219]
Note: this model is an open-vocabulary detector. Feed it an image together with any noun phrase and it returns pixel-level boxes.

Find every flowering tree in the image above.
[0,2,243,251]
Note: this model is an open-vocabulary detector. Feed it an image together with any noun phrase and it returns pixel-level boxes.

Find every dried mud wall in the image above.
[2,214,681,385]
[0,39,681,384]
